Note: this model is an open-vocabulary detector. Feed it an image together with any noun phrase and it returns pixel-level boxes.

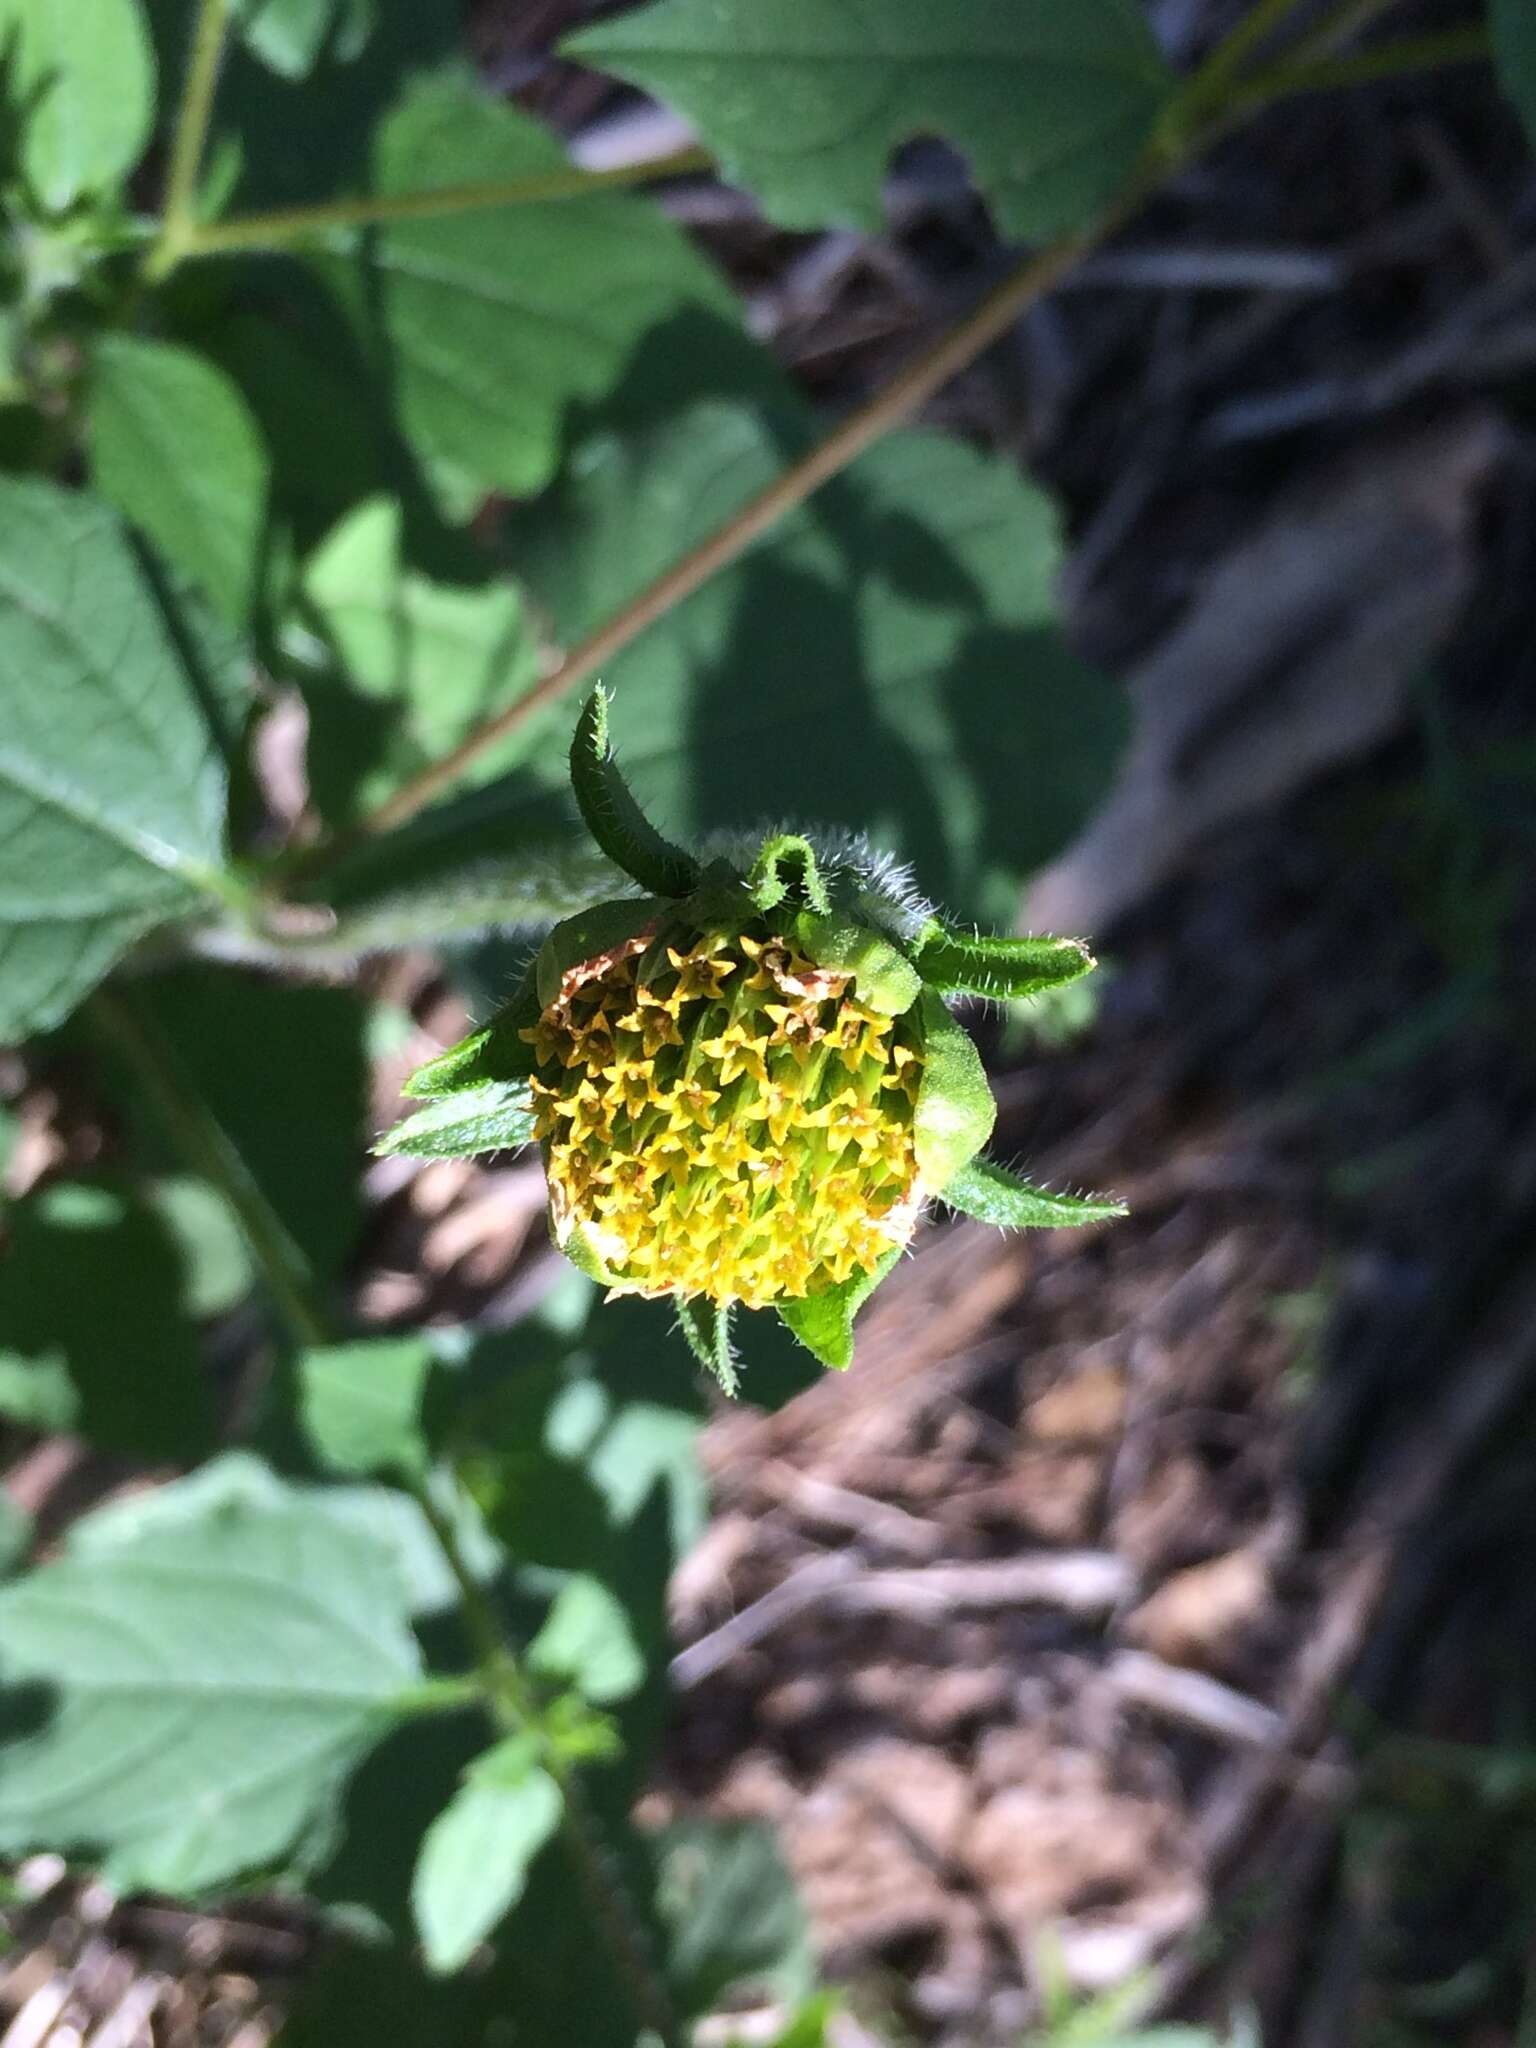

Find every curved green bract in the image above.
[676,1297,737,1393]
[571,688,699,898]
[794,913,921,1016]
[374,1083,536,1162]
[403,978,542,1098]
[913,924,1094,1001]
[747,833,830,916]
[913,991,996,1191]
[941,1155,1126,1229]
[779,1249,901,1370]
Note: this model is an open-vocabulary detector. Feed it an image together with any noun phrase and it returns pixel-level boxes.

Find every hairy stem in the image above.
[149,0,232,282]
[171,144,713,261]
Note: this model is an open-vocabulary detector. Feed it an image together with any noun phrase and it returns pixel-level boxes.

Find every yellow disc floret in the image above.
[523,923,924,1307]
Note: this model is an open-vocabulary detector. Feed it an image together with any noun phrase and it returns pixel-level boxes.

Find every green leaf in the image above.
[375,1083,536,1162]
[299,496,539,813]
[0,1493,31,1579]
[299,1337,432,1476]
[0,480,243,1040]
[0,0,155,209]
[509,405,1127,923]
[412,1766,562,1974]
[778,1249,900,1372]
[528,1575,644,1704]
[88,336,271,624]
[914,926,1094,1001]
[233,0,373,76]
[318,71,740,503]
[0,1464,423,1891]
[941,1155,1127,1230]
[571,687,699,898]
[913,991,996,1191]
[652,1816,814,2017]
[565,0,1175,238]
[0,1180,212,1459]
[676,1297,737,1394]
[128,966,368,1287]
[1494,0,1536,146]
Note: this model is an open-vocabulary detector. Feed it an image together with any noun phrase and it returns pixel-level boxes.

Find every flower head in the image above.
[381,690,1124,1390]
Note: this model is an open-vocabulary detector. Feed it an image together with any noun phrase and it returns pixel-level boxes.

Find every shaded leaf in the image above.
[88,336,271,624]
[1494,0,1536,147]
[129,966,368,1287]
[145,1175,255,1319]
[0,480,242,1039]
[300,495,538,813]
[234,0,373,76]
[318,71,740,502]
[0,1464,423,1891]
[411,1765,563,1974]
[566,0,1175,238]
[652,1816,814,2017]
[508,404,1127,923]
[0,0,154,209]
[300,1337,432,1476]
[941,1154,1126,1229]
[0,1180,211,1459]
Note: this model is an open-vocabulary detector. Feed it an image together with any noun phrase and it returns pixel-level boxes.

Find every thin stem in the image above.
[149,0,232,282]
[1195,0,1319,85]
[1234,23,1490,105]
[1281,0,1409,68]
[172,144,713,262]
[86,985,329,1349]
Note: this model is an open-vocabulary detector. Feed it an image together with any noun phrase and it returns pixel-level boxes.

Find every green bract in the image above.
[382,690,1124,1389]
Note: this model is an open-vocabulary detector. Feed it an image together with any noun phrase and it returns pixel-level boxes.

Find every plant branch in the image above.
[87,984,331,1349]
[149,0,232,283]
[1234,23,1491,106]
[171,144,713,262]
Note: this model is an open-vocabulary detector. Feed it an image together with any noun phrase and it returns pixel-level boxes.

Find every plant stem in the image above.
[149,0,232,282]
[171,144,714,262]
[1180,0,1320,109]
[1280,0,1410,68]
[1234,23,1491,106]
[87,984,330,1349]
